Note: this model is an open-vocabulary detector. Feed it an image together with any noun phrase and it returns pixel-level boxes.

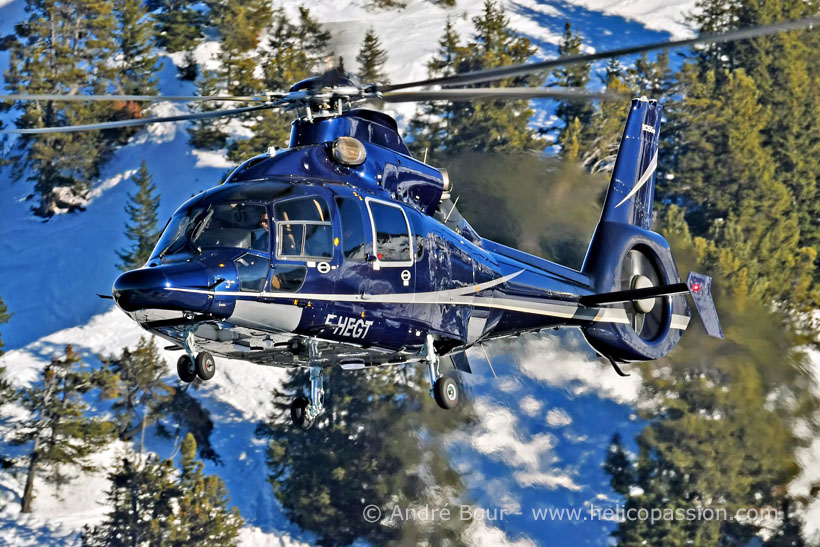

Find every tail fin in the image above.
[599,97,661,229]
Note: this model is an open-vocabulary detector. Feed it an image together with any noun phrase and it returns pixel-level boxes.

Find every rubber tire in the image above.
[195,352,216,381]
[433,377,459,410]
[177,355,197,383]
[290,397,315,430]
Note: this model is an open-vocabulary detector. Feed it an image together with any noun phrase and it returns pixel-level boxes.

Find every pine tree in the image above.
[356,29,389,84]
[581,59,630,172]
[550,21,593,155]
[84,436,241,546]
[628,51,674,98]
[156,387,221,464]
[0,297,15,415]
[606,297,813,544]
[117,161,161,271]
[169,433,243,545]
[445,0,540,152]
[82,455,178,546]
[227,7,331,162]
[407,18,466,160]
[179,51,199,82]
[5,0,121,216]
[0,296,10,357]
[602,433,633,495]
[13,345,114,513]
[258,365,472,546]
[368,0,406,9]
[150,0,206,53]
[211,0,271,96]
[98,337,174,450]
[115,0,159,96]
[188,0,272,151]
[187,68,230,151]
[679,0,820,298]
[664,67,817,309]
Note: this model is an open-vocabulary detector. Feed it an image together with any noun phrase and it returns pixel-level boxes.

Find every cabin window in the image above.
[336,197,366,260]
[366,200,413,266]
[274,196,333,259]
[270,265,307,292]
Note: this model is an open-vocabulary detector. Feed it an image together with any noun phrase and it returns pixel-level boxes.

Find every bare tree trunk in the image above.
[21,448,38,513]
[139,408,147,463]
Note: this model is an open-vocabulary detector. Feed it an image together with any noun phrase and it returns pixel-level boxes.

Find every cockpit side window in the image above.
[152,202,269,258]
[274,196,333,259]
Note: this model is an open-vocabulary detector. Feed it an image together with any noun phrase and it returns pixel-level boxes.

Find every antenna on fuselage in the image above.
[444,195,460,223]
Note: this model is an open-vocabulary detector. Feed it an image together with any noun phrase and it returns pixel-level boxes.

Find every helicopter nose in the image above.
[113,262,211,313]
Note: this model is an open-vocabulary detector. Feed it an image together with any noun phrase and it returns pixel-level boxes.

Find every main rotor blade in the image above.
[0,94,278,103]
[0,104,274,134]
[383,87,625,102]
[378,15,820,92]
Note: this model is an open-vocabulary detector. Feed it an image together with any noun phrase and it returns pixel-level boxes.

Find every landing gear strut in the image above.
[176,328,216,382]
[424,334,459,410]
[291,340,325,430]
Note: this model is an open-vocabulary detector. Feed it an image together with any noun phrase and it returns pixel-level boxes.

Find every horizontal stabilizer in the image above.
[578,272,723,339]
[579,283,688,307]
[686,272,723,339]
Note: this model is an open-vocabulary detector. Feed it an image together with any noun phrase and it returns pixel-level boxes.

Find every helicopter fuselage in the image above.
[112,103,705,375]
[113,173,641,369]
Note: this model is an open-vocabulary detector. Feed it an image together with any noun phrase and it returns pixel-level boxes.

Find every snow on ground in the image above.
[789,347,820,543]
[452,329,644,544]
[0,307,642,545]
[0,307,310,545]
[553,0,697,38]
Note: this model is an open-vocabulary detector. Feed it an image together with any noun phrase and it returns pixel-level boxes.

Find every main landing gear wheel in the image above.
[290,396,315,430]
[433,376,459,410]
[424,334,460,410]
[177,355,196,383]
[290,340,325,430]
[195,351,216,381]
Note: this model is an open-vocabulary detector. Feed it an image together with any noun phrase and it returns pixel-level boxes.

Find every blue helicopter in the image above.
[9,18,814,427]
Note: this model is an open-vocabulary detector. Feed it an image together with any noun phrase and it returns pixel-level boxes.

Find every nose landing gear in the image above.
[177,354,197,383]
[175,328,216,383]
[290,340,325,430]
[176,351,216,382]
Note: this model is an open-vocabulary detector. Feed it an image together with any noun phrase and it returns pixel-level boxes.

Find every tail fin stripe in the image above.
[615,150,658,208]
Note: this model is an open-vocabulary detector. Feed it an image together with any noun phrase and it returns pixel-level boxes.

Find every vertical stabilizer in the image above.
[599,98,662,229]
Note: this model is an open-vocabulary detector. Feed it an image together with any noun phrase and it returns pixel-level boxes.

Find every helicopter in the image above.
[3,16,817,429]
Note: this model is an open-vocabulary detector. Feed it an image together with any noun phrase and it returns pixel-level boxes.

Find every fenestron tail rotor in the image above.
[621,249,666,341]
[3,14,820,135]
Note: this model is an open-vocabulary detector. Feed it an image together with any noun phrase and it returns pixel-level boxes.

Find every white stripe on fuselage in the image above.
[616,150,658,208]
[164,269,689,329]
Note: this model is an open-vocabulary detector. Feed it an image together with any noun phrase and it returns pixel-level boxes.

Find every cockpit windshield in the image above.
[153,202,269,258]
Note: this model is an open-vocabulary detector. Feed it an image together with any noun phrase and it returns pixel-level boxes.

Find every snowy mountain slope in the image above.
[0,307,309,546]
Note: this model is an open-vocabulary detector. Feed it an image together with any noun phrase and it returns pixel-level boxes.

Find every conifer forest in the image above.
[1,0,820,545]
